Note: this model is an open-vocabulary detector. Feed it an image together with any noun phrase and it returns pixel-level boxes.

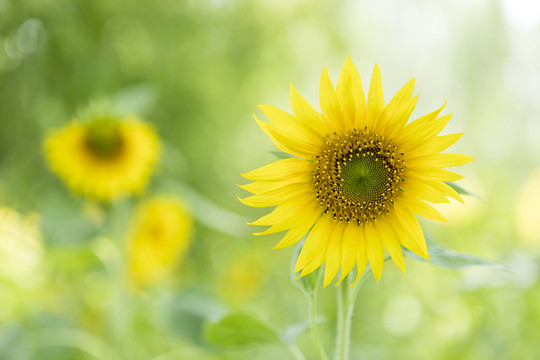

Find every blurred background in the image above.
[1,0,540,359]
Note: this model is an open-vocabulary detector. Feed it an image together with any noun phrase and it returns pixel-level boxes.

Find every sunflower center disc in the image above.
[85,118,124,159]
[312,129,406,224]
[341,155,391,204]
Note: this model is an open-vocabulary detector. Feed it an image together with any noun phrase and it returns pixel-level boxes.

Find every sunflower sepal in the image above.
[445,181,483,201]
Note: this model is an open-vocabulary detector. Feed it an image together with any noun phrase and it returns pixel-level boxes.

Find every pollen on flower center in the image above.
[313,128,405,224]
[84,118,124,159]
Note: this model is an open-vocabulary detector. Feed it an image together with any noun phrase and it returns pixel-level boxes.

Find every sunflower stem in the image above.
[310,270,329,360]
[334,279,352,360]
[288,344,307,360]
[334,269,371,360]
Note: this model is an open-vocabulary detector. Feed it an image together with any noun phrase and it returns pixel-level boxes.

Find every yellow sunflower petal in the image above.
[249,194,313,228]
[426,181,465,204]
[320,67,346,132]
[274,204,323,249]
[241,158,311,181]
[401,180,450,204]
[295,213,335,272]
[258,104,324,147]
[290,84,333,135]
[377,220,406,275]
[407,153,474,168]
[336,222,360,284]
[398,113,452,152]
[395,101,447,148]
[400,193,448,222]
[379,79,417,137]
[411,133,463,156]
[364,221,384,282]
[298,248,327,278]
[238,172,311,195]
[336,56,366,130]
[366,63,385,130]
[238,183,311,208]
[406,167,464,182]
[324,221,346,287]
[255,116,320,159]
[393,200,429,259]
[252,203,315,236]
[351,226,368,286]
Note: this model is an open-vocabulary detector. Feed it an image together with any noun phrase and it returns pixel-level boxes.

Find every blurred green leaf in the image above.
[403,237,501,270]
[446,182,482,200]
[31,328,120,360]
[205,313,282,347]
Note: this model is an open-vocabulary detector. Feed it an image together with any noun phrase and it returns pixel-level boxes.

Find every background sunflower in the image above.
[44,114,161,202]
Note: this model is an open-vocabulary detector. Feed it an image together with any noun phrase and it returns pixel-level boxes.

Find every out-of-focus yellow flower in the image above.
[217,253,267,305]
[0,207,43,287]
[126,196,193,288]
[44,115,161,202]
[515,168,540,244]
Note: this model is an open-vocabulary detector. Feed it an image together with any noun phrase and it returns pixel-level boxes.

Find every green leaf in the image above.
[403,237,502,270]
[445,182,482,200]
[205,313,282,347]
[289,239,319,297]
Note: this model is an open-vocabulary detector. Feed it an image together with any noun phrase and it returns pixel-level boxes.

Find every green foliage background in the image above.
[1,0,540,359]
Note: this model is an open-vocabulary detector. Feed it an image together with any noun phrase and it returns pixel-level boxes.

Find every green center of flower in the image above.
[313,129,405,224]
[341,154,392,204]
[84,118,124,159]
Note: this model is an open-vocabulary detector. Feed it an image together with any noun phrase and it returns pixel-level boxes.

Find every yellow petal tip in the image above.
[273,242,289,250]
[236,183,250,191]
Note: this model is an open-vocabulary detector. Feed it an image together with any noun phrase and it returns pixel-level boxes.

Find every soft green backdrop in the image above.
[1,0,539,359]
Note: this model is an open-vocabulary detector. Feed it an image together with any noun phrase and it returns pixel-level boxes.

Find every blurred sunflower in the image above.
[217,252,267,305]
[44,115,161,202]
[240,58,473,285]
[126,195,193,288]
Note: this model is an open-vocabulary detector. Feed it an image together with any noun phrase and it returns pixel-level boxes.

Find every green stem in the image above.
[334,279,351,360]
[288,344,307,360]
[334,269,372,360]
[310,270,329,360]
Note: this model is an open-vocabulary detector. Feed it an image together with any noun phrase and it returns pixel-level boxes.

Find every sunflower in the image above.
[239,58,473,286]
[126,195,193,288]
[44,115,161,202]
